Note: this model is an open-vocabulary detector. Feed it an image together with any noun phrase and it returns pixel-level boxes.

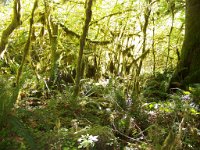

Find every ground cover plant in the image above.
[0,0,200,149]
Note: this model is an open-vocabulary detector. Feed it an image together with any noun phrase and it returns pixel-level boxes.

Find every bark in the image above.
[174,0,200,85]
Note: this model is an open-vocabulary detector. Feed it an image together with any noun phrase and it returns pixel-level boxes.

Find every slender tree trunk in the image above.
[44,0,59,87]
[49,19,58,84]
[165,9,174,69]
[73,0,93,97]
[136,2,151,76]
[134,0,151,94]
[174,0,200,85]
[152,14,156,76]
[165,1,175,69]
[16,0,38,85]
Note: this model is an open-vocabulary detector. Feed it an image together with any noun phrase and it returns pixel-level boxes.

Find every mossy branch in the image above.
[0,0,21,56]
[59,23,111,45]
[89,8,134,26]
[16,0,38,85]
[161,118,184,150]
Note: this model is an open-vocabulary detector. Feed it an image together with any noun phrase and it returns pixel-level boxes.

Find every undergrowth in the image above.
[1,73,200,150]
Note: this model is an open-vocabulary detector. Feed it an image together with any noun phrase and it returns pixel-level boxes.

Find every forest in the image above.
[0,0,200,149]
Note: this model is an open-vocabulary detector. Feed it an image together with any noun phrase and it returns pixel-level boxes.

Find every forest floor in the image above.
[0,74,200,150]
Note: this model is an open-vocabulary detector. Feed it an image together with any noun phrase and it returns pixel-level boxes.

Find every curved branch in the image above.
[59,23,112,45]
[0,0,21,57]
[90,9,134,26]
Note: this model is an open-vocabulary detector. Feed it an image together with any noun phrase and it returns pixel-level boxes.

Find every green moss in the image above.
[69,125,117,150]
[87,126,117,150]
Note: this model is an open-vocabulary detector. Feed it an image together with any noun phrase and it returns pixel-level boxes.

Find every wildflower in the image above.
[78,134,98,149]
[181,95,191,101]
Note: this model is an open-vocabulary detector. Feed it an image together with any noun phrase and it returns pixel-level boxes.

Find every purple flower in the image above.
[181,95,191,101]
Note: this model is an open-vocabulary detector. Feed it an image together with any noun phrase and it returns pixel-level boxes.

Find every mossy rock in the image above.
[71,125,118,150]
[88,126,117,150]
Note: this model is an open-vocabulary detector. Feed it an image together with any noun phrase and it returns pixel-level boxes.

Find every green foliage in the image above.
[190,84,200,105]
[143,91,200,149]
[70,125,117,150]
[77,134,98,149]
[114,88,126,110]
[142,72,171,102]
[0,129,21,150]
[0,76,37,150]
[82,81,106,97]
[88,126,117,149]
[8,115,37,150]
[0,76,18,127]
[147,124,166,149]
[1,0,199,149]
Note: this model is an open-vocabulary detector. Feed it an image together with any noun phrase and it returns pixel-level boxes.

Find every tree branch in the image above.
[90,9,134,26]
[0,0,21,57]
[59,23,112,45]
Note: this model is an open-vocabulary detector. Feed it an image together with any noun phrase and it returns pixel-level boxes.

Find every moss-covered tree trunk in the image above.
[49,19,58,84]
[174,0,200,85]
[0,0,21,56]
[134,0,151,94]
[16,0,38,85]
[73,0,93,97]
[44,0,59,87]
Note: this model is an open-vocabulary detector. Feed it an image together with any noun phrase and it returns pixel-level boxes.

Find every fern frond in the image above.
[8,115,37,150]
[0,76,19,127]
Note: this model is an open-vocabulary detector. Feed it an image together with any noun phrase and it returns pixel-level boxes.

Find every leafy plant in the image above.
[0,76,18,128]
[0,76,37,149]
[142,72,171,102]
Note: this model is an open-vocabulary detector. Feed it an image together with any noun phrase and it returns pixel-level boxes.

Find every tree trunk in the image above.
[0,0,21,57]
[134,0,151,94]
[73,0,93,97]
[174,0,200,85]
[49,19,58,84]
[16,0,38,85]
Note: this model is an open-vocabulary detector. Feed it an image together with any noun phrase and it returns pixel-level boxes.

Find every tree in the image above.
[16,0,38,85]
[0,0,21,57]
[173,0,200,85]
[73,0,93,97]
[44,0,59,86]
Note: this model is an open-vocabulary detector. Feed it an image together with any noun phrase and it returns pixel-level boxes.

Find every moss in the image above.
[87,126,117,150]
[0,0,21,54]
[69,125,117,150]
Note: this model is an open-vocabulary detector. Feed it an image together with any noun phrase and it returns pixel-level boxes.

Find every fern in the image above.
[8,115,37,150]
[0,77,18,127]
[0,76,37,149]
